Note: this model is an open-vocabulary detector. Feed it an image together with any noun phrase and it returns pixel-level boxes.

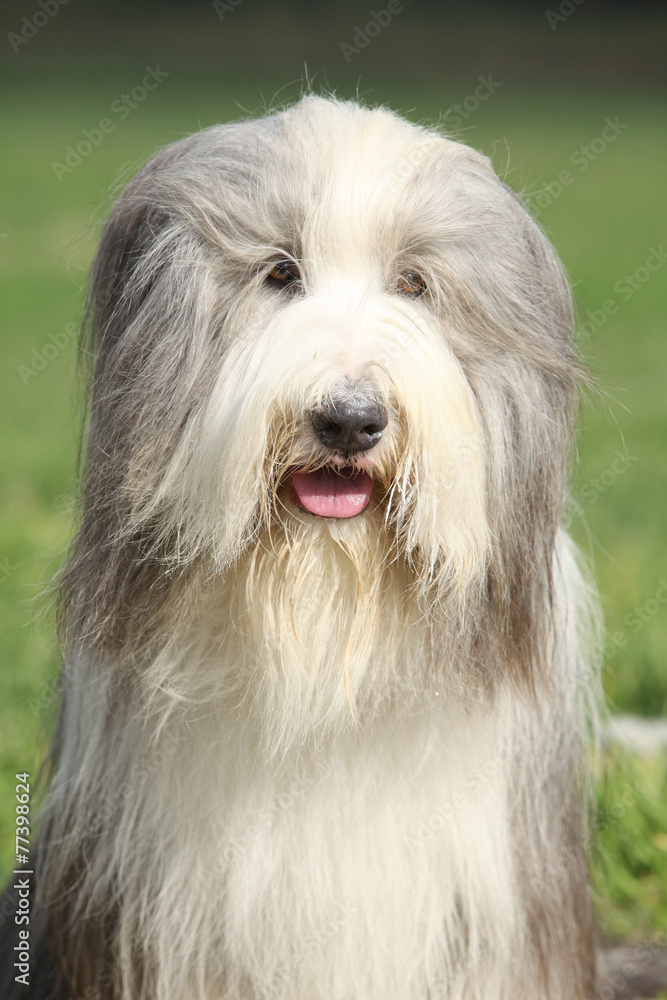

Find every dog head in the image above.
[67,95,580,691]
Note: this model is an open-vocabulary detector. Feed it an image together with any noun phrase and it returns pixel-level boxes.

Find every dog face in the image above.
[72,95,579,679]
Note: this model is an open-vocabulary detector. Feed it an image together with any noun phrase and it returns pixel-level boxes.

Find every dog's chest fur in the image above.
[126,548,528,1000]
[154,681,520,1000]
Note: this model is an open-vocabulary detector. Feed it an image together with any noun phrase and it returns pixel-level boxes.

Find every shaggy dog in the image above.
[1,95,600,1000]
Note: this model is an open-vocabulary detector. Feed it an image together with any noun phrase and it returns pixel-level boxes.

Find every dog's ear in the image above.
[86,191,171,367]
[499,179,576,352]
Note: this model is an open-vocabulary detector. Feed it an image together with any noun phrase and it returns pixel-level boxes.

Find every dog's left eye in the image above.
[397,272,427,296]
[266,260,301,290]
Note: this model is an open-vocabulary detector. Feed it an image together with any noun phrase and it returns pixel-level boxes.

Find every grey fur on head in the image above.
[9,95,601,1000]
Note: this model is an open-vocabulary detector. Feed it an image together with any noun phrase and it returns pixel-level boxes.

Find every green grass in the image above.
[593,749,667,938]
[0,67,665,937]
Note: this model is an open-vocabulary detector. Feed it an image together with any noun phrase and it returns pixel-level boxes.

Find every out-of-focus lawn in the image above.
[0,69,665,934]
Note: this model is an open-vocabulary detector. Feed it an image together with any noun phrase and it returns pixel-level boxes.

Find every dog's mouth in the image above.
[288,467,374,519]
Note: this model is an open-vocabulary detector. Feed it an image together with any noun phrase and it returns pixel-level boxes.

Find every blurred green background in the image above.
[1,0,665,941]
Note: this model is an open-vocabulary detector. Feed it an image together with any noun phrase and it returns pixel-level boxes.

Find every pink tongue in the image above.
[290,469,374,518]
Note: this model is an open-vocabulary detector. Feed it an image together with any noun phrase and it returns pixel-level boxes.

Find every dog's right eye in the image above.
[266,260,301,290]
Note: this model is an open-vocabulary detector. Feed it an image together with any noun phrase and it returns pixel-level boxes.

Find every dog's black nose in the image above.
[312,395,388,453]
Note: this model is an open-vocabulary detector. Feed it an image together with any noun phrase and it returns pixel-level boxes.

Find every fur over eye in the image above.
[397,272,427,296]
